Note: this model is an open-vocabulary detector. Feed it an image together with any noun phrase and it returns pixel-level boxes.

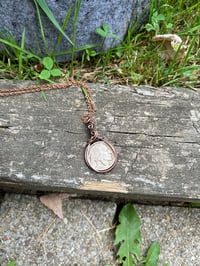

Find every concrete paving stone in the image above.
[135,204,200,266]
[0,193,117,266]
[0,194,199,266]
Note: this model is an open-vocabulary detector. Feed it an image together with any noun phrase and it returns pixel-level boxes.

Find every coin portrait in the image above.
[85,140,117,173]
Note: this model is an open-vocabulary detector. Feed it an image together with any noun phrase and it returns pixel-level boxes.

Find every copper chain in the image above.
[0,79,98,140]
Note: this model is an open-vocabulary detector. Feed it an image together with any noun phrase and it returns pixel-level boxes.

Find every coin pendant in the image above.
[85,139,117,173]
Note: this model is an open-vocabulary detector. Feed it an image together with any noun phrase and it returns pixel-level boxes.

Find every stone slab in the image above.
[0,193,199,266]
[0,80,200,203]
[0,193,117,266]
[135,204,200,266]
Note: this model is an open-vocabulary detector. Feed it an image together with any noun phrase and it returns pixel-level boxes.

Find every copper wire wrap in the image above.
[0,80,97,138]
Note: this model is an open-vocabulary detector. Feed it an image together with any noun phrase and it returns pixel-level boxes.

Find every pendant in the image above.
[85,138,117,173]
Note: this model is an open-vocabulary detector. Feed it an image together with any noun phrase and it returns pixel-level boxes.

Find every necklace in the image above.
[0,80,117,173]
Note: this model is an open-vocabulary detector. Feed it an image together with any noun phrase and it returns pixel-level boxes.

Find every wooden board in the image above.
[0,80,200,203]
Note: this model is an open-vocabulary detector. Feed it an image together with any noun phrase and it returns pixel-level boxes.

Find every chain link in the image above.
[0,79,97,139]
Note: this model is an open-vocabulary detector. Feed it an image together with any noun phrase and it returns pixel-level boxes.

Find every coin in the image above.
[85,139,117,173]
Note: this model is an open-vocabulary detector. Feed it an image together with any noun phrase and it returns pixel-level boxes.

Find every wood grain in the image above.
[0,80,200,203]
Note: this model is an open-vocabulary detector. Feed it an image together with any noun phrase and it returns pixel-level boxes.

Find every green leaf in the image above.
[6,261,17,266]
[96,27,108,37]
[114,204,142,265]
[107,32,120,40]
[143,242,160,266]
[50,68,62,77]
[42,57,54,70]
[156,14,165,21]
[189,202,200,208]
[183,70,194,78]
[145,24,155,32]
[85,49,97,61]
[166,23,173,30]
[96,24,119,39]
[102,23,110,33]
[87,49,97,57]
[39,69,51,79]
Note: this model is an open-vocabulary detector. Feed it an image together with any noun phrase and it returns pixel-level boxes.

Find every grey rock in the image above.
[0,0,149,61]
[0,193,117,266]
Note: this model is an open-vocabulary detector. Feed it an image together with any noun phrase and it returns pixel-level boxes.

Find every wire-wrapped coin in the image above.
[85,139,117,173]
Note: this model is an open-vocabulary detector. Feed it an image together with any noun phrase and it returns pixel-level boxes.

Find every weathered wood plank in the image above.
[0,80,200,202]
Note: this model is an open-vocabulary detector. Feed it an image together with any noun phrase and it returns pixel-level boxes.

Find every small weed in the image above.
[145,10,166,34]
[0,30,40,80]
[84,48,98,62]
[114,204,169,266]
[0,0,199,87]
[96,23,120,41]
[94,23,122,69]
[6,261,16,266]
[37,57,62,82]
[189,202,200,208]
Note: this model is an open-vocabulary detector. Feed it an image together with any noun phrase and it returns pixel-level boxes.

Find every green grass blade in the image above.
[81,87,87,96]
[34,0,49,54]
[182,35,196,66]
[54,6,73,51]
[52,43,101,57]
[34,0,73,46]
[0,31,19,58]
[0,38,41,60]
[189,202,200,208]
[70,0,82,76]
[18,28,26,77]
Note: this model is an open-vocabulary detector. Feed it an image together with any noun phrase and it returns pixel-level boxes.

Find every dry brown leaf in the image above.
[40,193,76,219]
[152,34,187,61]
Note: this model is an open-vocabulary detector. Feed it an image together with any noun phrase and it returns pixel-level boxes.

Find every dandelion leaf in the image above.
[143,241,160,266]
[114,204,142,265]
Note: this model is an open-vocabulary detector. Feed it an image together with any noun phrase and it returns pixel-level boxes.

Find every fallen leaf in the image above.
[40,193,76,219]
[166,214,171,222]
[152,34,187,61]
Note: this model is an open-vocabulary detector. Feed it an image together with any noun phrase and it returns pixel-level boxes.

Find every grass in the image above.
[0,0,199,88]
[75,0,199,88]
